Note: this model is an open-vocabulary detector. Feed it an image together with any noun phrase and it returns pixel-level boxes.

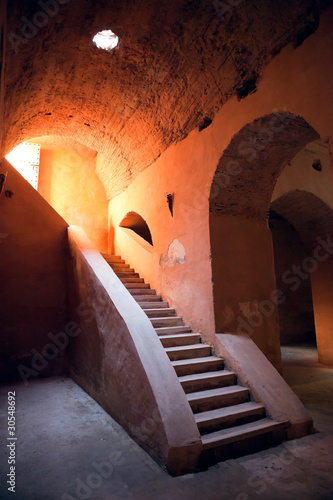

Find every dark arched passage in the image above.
[271,190,333,365]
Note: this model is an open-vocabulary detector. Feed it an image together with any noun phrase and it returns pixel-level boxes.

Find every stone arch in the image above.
[119,211,153,246]
[208,112,323,371]
[210,112,319,218]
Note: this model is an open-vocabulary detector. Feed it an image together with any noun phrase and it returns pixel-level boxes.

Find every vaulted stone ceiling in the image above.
[0,0,328,198]
[271,190,333,250]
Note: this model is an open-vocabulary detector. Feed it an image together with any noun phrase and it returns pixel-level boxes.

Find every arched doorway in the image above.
[270,190,333,366]
[269,209,316,348]
[209,112,322,371]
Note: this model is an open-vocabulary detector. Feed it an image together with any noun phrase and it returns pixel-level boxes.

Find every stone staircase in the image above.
[102,253,289,467]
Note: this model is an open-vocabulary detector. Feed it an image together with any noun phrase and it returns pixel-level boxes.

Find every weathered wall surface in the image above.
[109,135,216,342]
[109,7,333,368]
[38,142,108,252]
[0,159,69,381]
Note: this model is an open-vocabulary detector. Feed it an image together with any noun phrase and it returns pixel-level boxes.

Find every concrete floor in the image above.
[1,344,333,500]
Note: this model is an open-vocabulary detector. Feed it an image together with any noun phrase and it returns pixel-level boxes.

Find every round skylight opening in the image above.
[93,29,119,51]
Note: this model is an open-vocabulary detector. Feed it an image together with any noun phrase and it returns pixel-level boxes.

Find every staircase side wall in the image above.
[0,159,69,382]
[215,333,314,438]
[67,225,202,475]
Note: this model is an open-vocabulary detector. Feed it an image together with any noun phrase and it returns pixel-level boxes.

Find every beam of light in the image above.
[6,143,40,189]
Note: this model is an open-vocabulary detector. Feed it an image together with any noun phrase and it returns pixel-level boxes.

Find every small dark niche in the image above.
[312,159,322,172]
[236,75,258,100]
[199,116,212,132]
[120,212,153,245]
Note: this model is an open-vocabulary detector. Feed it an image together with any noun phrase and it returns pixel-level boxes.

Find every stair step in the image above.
[144,308,176,317]
[111,266,133,272]
[165,344,211,361]
[201,419,289,450]
[115,272,140,278]
[125,283,150,289]
[187,385,249,413]
[150,316,184,328]
[104,251,286,466]
[109,263,131,269]
[103,255,122,261]
[155,325,192,335]
[195,402,266,434]
[120,277,144,283]
[159,333,201,348]
[138,300,168,307]
[179,370,236,393]
[172,356,224,376]
[130,289,156,296]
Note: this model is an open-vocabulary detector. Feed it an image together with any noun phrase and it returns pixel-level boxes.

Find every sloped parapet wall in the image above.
[214,334,314,439]
[0,159,69,381]
[67,226,202,475]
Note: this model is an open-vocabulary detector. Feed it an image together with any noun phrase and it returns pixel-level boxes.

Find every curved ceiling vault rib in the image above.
[2,0,327,200]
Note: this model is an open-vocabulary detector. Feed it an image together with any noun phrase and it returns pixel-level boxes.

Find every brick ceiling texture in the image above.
[0,0,328,199]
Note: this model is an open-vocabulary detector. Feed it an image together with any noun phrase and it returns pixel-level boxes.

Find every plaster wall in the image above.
[109,7,333,366]
[109,134,217,340]
[38,144,108,252]
[0,159,69,381]
[210,215,282,369]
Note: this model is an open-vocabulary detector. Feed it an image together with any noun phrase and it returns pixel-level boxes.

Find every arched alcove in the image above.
[209,112,321,370]
[119,211,153,246]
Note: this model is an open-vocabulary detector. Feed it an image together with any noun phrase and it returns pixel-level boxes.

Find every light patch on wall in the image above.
[93,30,119,51]
[239,301,260,318]
[219,305,235,327]
[160,238,186,270]
[6,142,40,189]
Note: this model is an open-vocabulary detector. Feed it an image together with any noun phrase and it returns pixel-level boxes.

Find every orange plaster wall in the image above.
[38,145,108,252]
[210,215,282,369]
[0,159,69,381]
[109,136,217,341]
[109,7,333,364]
